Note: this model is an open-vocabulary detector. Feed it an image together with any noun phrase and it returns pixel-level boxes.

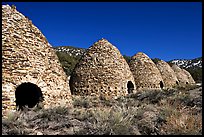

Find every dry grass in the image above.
[2,85,202,135]
[160,107,202,135]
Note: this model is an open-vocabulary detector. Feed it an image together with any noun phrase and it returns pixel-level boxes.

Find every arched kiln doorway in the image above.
[127,81,134,94]
[160,81,164,89]
[15,82,44,110]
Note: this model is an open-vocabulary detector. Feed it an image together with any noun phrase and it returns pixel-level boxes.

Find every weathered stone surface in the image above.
[182,69,195,84]
[156,60,179,88]
[70,38,136,99]
[2,5,72,114]
[171,64,189,85]
[129,52,164,91]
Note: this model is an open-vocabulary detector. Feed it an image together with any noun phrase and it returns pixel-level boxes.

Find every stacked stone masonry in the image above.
[2,5,72,114]
[69,38,136,99]
[156,60,179,88]
[171,64,190,85]
[129,52,164,91]
[181,68,195,84]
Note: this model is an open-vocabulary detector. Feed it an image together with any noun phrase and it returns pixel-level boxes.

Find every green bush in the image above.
[55,51,81,76]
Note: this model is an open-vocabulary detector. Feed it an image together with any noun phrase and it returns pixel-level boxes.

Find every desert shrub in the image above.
[132,103,162,135]
[156,90,202,135]
[116,95,140,108]
[151,58,161,64]
[11,4,16,9]
[52,106,69,115]
[2,110,37,135]
[128,89,167,105]
[71,108,94,121]
[75,106,140,135]
[72,96,90,108]
[174,84,200,91]
[123,55,131,64]
[160,107,202,135]
[163,87,201,108]
[55,51,80,76]
[99,95,118,107]
[34,110,51,121]
[72,95,111,108]
[4,110,19,122]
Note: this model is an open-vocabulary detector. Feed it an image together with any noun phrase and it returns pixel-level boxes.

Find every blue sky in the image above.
[2,2,202,61]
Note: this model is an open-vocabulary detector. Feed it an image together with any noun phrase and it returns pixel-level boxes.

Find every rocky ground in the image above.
[2,84,202,135]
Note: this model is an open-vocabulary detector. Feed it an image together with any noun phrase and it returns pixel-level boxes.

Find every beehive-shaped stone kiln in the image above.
[171,64,189,85]
[2,5,72,113]
[182,69,196,84]
[69,38,136,98]
[156,60,179,88]
[129,52,164,91]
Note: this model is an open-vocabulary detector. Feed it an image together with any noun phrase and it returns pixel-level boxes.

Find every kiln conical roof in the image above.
[171,64,189,85]
[2,5,72,113]
[70,38,136,98]
[156,60,179,88]
[129,52,164,90]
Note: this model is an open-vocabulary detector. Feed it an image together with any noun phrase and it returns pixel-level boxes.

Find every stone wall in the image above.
[69,38,136,99]
[156,60,179,88]
[171,64,189,85]
[129,52,164,91]
[182,69,196,84]
[2,5,72,114]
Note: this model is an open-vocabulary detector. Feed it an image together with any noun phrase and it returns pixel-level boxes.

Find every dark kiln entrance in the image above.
[160,81,164,89]
[127,81,134,94]
[15,82,44,110]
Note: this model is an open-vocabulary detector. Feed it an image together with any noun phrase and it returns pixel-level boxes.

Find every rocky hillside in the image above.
[168,57,202,69]
[53,46,86,57]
